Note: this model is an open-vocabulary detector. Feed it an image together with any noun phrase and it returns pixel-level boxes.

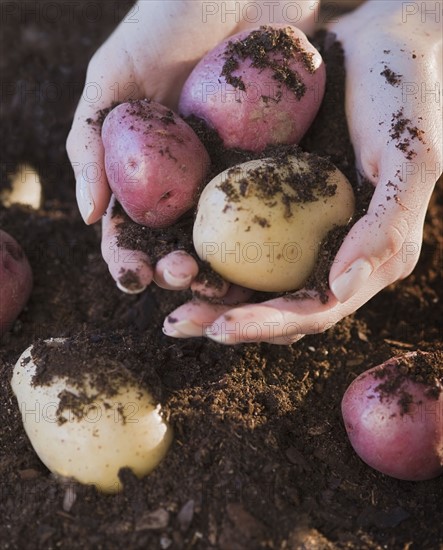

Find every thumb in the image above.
[329,155,437,303]
[66,42,140,224]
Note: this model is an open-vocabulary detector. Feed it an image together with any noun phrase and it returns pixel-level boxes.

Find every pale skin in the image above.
[66,0,443,345]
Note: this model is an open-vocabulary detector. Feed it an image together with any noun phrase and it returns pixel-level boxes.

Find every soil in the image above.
[362,351,443,414]
[1,3,442,549]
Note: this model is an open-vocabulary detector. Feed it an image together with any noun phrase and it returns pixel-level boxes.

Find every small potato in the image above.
[193,153,354,292]
[179,25,326,152]
[102,99,210,228]
[341,351,443,481]
[0,230,32,335]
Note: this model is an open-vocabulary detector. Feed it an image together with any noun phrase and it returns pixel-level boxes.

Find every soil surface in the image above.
[1,2,442,549]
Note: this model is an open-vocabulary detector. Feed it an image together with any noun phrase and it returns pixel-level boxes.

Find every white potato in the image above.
[11,339,173,493]
[193,154,355,292]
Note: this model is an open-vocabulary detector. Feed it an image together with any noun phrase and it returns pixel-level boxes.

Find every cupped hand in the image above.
[164,0,442,343]
[66,0,316,293]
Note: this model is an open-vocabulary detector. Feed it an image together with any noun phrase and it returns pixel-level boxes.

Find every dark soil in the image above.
[220,25,316,97]
[1,3,442,549]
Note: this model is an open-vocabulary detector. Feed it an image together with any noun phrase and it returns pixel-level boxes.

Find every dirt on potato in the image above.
[1,3,442,550]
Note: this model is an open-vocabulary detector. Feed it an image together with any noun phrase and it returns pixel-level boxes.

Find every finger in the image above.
[154,251,199,290]
[163,285,254,338]
[166,258,393,344]
[165,288,329,344]
[163,302,231,339]
[190,275,230,300]
[66,38,141,225]
[206,256,405,344]
[205,290,338,344]
[101,196,153,294]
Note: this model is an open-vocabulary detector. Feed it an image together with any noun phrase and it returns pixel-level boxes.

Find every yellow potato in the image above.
[193,154,355,292]
[11,339,173,493]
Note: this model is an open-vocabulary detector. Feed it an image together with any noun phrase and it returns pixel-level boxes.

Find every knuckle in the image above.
[359,152,379,186]
[383,217,410,259]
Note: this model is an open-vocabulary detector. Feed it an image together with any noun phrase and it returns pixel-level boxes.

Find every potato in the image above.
[193,153,355,292]
[0,230,32,335]
[341,352,443,481]
[179,25,326,152]
[102,99,210,228]
[11,338,173,493]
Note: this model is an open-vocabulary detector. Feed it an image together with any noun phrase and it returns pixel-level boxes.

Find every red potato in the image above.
[0,230,33,335]
[102,100,210,228]
[179,25,326,152]
[341,351,443,481]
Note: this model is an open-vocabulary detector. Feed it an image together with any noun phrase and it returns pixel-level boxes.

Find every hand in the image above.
[66,0,317,293]
[163,0,442,344]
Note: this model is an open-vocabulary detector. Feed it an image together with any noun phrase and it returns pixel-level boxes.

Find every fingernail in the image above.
[205,323,237,345]
[330,258,373,303]
[163,269,193,289]
[162,326,190,339]
[164,320,204,338]
[116,280,146,295]
[76,174,95,224]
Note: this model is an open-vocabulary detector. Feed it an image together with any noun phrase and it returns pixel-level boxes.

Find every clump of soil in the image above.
[26,334,164,423]
[389,108,426,160]
[372,351,443,411]
[219,152,337,210]
[221,25,316,98]
[380,65,402,86]
[30,335,162,398]
[113,202,195,265]
[1,5,442,549]
[86,103,119,129]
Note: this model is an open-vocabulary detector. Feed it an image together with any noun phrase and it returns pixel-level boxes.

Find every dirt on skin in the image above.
[1,3,443,550]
